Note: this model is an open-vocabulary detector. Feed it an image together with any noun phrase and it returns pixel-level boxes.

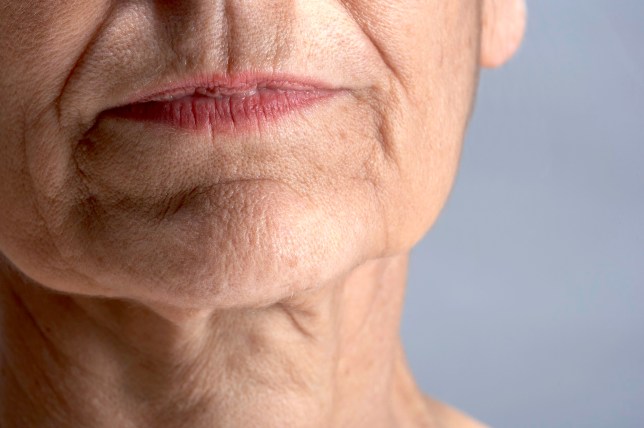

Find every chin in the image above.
[34,179,381,310]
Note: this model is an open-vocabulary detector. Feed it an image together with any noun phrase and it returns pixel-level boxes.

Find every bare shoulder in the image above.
[422,395,490,428]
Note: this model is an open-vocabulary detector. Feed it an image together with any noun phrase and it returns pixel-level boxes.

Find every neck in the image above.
[0,254,433,428]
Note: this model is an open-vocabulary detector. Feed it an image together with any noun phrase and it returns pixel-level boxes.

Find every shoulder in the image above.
[422,395,490,428]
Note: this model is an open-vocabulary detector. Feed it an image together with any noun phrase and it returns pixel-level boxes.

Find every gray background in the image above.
[401,1,644,427]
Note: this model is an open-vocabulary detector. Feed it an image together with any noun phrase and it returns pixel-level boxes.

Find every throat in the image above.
[0,255,424,428]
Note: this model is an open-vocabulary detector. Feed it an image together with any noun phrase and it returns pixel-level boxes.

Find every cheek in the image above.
[0,1,111,292]
[0,1,110,109]
[357,0,480,251]
[0,1,110,218]
[0,107,98,297]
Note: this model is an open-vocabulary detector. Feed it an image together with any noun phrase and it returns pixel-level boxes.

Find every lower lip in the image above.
[103,88,337,132]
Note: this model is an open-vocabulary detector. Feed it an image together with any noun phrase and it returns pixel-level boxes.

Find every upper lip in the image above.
[120,72,342,106]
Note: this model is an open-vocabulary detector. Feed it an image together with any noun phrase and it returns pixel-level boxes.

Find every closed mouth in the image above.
[101,75,343,132]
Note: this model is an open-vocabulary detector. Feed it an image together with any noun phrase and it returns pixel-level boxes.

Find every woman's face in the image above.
[0,1,482,308]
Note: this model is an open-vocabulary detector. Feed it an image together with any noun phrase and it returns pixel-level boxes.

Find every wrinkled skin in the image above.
[0,1,525,427]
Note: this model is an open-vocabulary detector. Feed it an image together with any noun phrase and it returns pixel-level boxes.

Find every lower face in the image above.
[0,1,480,309]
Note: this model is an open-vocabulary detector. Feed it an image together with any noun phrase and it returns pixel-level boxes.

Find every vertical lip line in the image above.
[102,80,342,132]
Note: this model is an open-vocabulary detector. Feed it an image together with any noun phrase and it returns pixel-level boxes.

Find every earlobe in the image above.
[480,0,527,68]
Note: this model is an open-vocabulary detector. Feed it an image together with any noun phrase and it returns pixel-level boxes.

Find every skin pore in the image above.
[0,1,525,427]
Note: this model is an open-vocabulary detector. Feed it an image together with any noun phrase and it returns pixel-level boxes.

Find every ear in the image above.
[480,0,527,68]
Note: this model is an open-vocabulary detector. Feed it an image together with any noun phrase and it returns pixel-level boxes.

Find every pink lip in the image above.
[103,74,341,132]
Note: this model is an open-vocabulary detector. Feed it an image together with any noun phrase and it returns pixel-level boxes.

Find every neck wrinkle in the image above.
[0,253,427,428]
